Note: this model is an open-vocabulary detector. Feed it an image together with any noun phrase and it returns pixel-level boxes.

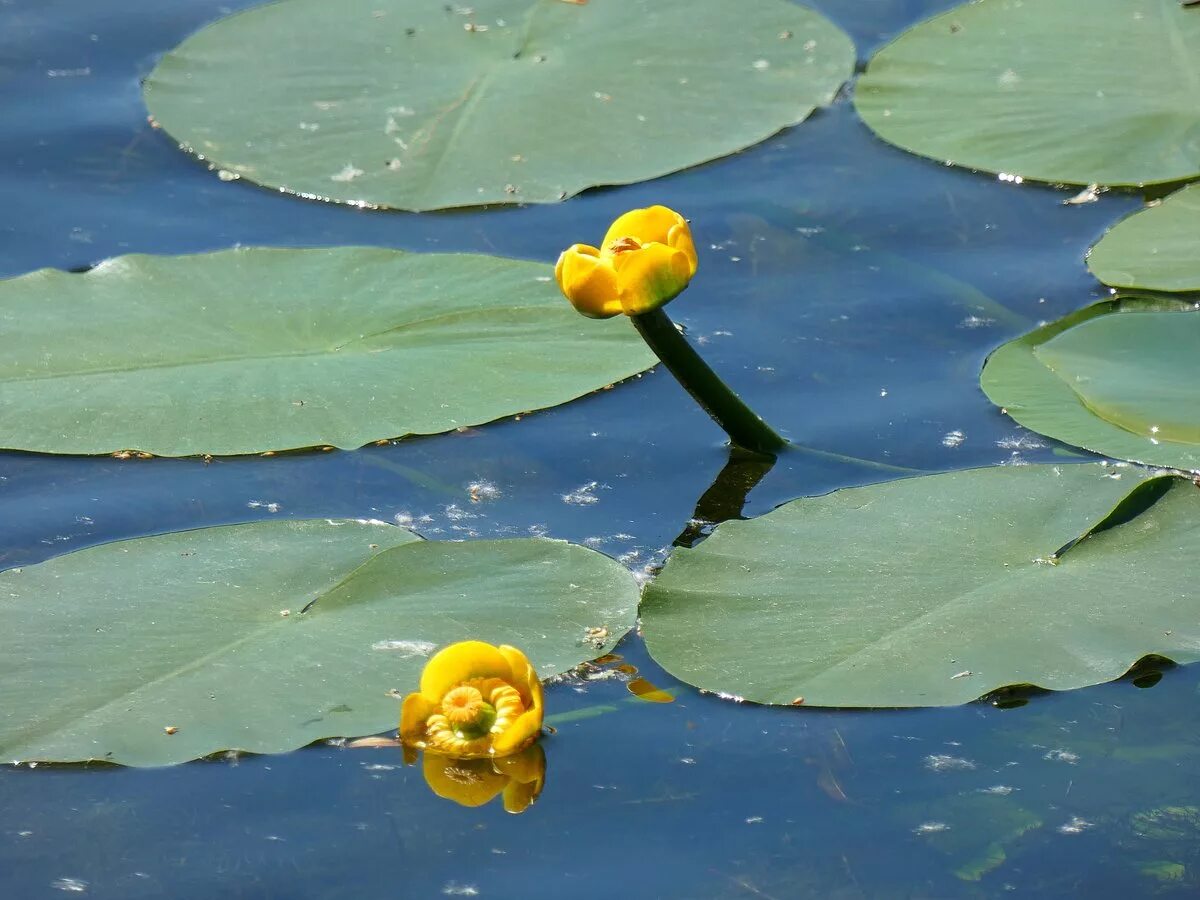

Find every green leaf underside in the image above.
[981,296,1200,472]
[0,247,655,456]
[854,0,1200,187]
[143,0,855,211]
[1088,183,1200,291]
[641,464,1200,708]
[0,520,638,766]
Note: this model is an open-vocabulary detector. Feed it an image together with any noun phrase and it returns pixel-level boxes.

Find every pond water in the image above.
[3,0,1196,896]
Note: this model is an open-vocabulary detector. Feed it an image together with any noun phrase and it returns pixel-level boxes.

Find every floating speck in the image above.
[51,879,88,893]
[959,315,995,329]
[942,430,966,449]
[330,164,364,182]
[371,639,436,657]
[562,481,602,505]
[979,785,1015,796]
[752,59,770,70]
[924,754,976,773]
[1044,749,1080,764]
[914,821,949,834]
[1058,816,1093,834]
[442,884,479,897]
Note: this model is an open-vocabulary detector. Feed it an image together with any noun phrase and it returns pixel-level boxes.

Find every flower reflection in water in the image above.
[421,742,547,815]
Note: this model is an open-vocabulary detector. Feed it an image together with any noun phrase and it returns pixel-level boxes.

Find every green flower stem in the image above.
[631,307,787,455]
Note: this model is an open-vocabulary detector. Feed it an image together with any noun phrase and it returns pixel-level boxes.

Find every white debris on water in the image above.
[371,640,436,657]
[924,754,977,773]
[914,821,950,835]
[1058,816,1094,834]
[942,430,966,448]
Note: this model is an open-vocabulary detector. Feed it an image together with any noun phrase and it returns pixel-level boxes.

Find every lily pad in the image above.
[1088,183,1200,291]
[0,520,639,766]
[855,0,1200,187]
[0,247,655,456]
[142,0,855,210]
[981,296,1200,472]
[641,464,1200,708]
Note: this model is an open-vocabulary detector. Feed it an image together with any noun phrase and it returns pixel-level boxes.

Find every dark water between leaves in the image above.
[3,0,1197,896]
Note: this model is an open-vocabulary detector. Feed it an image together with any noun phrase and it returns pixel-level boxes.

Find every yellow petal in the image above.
[422,753,506,808]
[399,692,438,744]
[418,641,514,702]
[602,205,688,249]
[667,221,698,276]
[497,644,537,707]
[555,245,622,318]
[612,243,693,316]
[491,707,543,757]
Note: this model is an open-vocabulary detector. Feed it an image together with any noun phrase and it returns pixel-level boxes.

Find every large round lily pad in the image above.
[143,0,855,210]
[642,464,1200,707]
[1088,183,1200,291]
[855,0,1200,187]
[981,296,1200,472]
[0,520,638,766]
[0,247,655,456]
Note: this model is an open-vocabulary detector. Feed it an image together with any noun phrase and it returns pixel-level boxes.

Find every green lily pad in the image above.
[981,296,1200,472]
[0,520,638,766]
[855,0,1200,187]
[0,247,655,456]
[642,464,1200,708]
[143,0,855,211]
[1088,183,1200,291]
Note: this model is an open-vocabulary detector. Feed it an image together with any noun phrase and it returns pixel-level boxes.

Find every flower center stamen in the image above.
[607,236,642,255]
[442,685,486,726]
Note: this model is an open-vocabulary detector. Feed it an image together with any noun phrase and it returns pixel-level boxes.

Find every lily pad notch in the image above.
[641,463,1200,708]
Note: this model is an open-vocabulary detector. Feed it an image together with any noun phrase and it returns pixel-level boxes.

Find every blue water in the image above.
[4,0,1196,896]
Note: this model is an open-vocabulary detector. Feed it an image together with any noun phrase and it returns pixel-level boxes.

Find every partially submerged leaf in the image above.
[642,464,1200,707]
[1088,183,1200,291]
[0,247,655,456]
[981,296,1200,472]
[143,0,855,210]
[0,520,638,766]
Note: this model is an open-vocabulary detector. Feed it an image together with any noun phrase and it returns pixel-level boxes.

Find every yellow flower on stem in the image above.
[422,743,546,814]
[554,205,698,319]
[400,640,544,759]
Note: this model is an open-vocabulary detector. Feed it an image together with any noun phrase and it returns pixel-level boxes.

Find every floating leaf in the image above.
[981,296,1200,472]
[0,247,654,456]
[143,0,855,210]
[855,0,1200,186]
[1088,183,1200,291]
[642,464,1200,708]
[0,520,638,765]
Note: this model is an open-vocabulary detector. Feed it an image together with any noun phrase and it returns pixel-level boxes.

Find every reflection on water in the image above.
[422,745,546,815]
[0,0,1186,896]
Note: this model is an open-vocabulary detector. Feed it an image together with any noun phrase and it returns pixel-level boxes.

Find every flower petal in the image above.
[399,692,438,744]
[422,753,507,808]
[555,246,622,319]
[612,243,693,316]
[418,641,514,702]
[602,205,687,249]
[491,707,543,757]
[497,644,537,707]
[667,221,698,276]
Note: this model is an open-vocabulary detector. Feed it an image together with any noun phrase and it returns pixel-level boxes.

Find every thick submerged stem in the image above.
[631,307,787,455]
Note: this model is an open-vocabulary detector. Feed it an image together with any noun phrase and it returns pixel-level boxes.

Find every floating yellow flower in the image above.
[400,640,544,758]
[422,743,546,814]
[555,205,698,318]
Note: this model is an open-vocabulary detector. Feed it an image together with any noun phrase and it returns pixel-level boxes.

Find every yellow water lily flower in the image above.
[554,205,698,318]
[399,640,544,758]
[422,743,546,814]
